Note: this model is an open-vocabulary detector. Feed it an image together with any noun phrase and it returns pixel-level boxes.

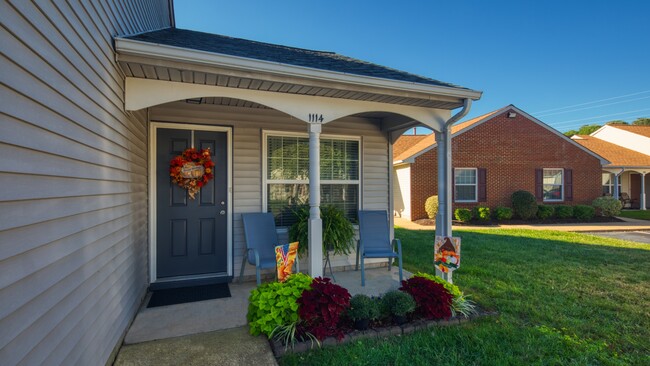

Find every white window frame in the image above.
[543,168,564,202]
[601,172,621,196]
[262,130,361,222]
[454,167,478,203]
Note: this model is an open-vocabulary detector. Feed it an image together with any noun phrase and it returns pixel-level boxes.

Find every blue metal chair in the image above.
[240,213,281,286]
[356,210,403,287]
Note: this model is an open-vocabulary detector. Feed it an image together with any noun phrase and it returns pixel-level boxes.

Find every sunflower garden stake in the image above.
[434,236,461,283]
[169,147,215,199]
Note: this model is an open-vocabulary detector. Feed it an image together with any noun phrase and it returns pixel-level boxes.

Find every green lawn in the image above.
[281,229,650,366]
[617,210,650,220]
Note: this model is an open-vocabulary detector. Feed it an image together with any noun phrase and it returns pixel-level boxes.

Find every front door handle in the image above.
[220,210,226,215]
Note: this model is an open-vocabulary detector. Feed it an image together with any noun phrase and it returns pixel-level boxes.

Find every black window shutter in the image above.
[565,169,573,201]
[452,167,455,202]
[535,169,543,200]
[478,168,487,202]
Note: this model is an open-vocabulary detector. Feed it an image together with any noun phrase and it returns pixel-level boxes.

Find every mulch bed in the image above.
[414,216,623,227]
[269,310,498,357]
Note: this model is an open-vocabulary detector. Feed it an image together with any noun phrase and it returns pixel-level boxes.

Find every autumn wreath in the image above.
[169,147,215,199]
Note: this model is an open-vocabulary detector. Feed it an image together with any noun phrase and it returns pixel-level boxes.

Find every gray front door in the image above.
[156,128,228,279]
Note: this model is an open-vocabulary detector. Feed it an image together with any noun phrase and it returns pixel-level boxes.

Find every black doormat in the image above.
[147,283,231,308]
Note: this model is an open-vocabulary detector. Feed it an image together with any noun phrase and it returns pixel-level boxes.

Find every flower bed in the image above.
[247,272,487,357]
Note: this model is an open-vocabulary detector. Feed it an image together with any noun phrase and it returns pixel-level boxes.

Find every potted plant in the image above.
[289,204,355,257]
[381,290,416,325]
[347,294,380,330]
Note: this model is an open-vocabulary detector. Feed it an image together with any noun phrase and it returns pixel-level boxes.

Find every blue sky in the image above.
[174,0,650,133]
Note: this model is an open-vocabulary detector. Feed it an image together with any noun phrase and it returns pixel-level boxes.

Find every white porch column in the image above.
[435,129,453,237]
[641,173,647,210]
[614,172,621,200]
[308,123,323,277]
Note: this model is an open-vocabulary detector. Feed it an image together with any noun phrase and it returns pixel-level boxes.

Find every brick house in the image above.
[393,105,606,220]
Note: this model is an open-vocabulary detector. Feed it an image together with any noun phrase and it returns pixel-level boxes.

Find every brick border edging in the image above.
[270,311,499,358]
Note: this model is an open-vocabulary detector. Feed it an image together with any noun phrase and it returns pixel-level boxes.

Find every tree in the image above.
[605,120,629,125]
[633,117,650,126]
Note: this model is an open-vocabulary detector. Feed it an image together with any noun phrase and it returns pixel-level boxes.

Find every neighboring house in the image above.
[1,1,481,365]
[571,125,650,210]
[393,105,606,221]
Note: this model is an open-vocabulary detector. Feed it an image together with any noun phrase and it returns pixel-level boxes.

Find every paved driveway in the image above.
[585,231,650,244]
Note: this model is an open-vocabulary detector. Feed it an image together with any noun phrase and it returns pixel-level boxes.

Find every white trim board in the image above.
[148,122,233,284]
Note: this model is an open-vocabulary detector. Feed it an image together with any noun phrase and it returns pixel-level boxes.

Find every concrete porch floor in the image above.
[123,266,410,345]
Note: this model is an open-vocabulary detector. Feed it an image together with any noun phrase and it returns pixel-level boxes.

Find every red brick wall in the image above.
[409,109,603,220]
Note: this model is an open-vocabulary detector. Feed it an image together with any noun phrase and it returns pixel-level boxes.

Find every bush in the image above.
[413,272,476,318]
[537,205,555,220]
[494,206,513,221]
[347,294,380,321]
[555,205,574,219]
[425,196,439,219]
[472,206,491,221]
[399,276,452,320]
[573,205,595,221]
[247,273,313,336]
[413,272,462,298]
[297,277,351,340]
[592,196,622,217]
[454,208,472,222]
[511,190,538,220]
[381,290,416,317]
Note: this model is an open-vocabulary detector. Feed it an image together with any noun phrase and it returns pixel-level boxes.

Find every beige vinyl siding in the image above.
[0,1,170,365]
[150,101,390,276]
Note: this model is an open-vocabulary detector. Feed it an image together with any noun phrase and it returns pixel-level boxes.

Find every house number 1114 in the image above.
[308,113,324,123]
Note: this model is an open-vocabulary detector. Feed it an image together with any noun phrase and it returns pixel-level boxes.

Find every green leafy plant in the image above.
[425,195,439,219]
[413,272,462,298]
[472,206,491,221]
[381,290,416,317]
[247,273,313,336]
[511,190,538,219]
[270,321,320,351]
[494,206,513,221]
[454,208,472,222]
[289,205,355,257]
[555,205,574,219]
[573,205,595,221]
[347,294,381,321]
[592,196,622,217]
[451,294,478,318]
[537,204,555,220]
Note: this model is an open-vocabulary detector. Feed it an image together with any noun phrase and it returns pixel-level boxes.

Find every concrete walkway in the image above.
[394,216,650,232]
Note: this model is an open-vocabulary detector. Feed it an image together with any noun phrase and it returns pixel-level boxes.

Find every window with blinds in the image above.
[266,135,360,227]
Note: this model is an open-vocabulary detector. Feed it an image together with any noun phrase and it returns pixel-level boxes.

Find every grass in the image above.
[617,210,650,220]
[280,229,650,366]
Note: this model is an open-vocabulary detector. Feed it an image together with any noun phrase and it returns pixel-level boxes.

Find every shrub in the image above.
[537,205,555,220]
[494,206,513,221]
[381,290,416,317]
[472,206,491,222]
[425,196,439,219]
[347,294,380,321]
[592,196,622,217]
[297,277,351,340]
[511,190,538,220]
[413,272,462,298]
[454,208,472,222]
[555,205,574,219]
[573,205,595,221]
[247,273,313,336]
[399,276,452,320]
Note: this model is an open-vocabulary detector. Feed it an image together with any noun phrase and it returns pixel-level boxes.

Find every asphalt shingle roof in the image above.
[572,135,650,167]
[609,125,650,138]
[125,28,467,89]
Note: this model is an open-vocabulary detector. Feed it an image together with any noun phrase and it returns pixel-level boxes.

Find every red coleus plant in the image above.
[297,277,351,340]
[399,276,453,320]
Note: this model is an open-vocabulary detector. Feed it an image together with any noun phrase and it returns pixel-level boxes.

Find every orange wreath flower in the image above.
[169,147,215,199]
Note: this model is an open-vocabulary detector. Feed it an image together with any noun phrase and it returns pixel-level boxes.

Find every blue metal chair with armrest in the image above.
[241,212,299,285]
[355,210,403,287]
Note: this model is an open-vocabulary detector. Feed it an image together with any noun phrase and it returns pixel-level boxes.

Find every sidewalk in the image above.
[394,216,650,232]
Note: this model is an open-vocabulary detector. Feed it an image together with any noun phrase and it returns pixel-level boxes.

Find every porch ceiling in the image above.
[117,57,465,110]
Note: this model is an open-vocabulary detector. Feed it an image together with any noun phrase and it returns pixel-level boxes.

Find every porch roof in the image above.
[115,28,481,111]
[572,135,650,168]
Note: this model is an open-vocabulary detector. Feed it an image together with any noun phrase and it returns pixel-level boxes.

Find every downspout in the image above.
[436,98,472,237]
